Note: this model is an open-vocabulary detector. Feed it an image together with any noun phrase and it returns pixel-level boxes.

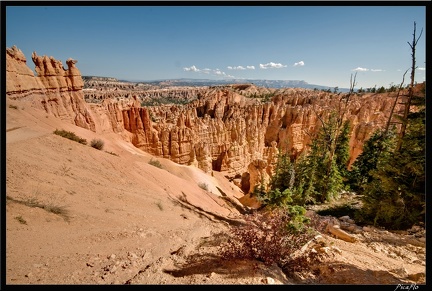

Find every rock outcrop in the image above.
[83,76,206,105]
[119,85,407,182]
[6,46,95,131]
[7,46,414,196]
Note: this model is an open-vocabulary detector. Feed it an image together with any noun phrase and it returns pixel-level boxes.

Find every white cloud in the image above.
[417,67,425,71]
[183,65,200,72]
[228,65,255,70]
[293,61,305,67]
[351,67,385,72]
[352,67,369,72]
[214,70,226,75]
[259,62,287,69]
[227,66,246,70]
[184,65,234,78]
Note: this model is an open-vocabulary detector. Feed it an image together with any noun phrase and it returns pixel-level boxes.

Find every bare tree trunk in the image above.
[396,22,423,152]
[323,73,357,197]
[384,69,409,135]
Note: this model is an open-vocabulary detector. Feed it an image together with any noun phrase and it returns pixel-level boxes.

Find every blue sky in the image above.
[5,4,426,89]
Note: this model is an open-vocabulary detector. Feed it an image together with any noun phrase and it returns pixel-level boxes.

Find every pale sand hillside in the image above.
[5,98,290,284]
[5,98,426,285]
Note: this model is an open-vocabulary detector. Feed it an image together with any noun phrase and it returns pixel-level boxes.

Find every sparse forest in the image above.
[252,22,425,231]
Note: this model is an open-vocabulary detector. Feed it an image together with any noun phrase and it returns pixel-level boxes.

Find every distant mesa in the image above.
[108,77,344,92]
[83,76,119,82]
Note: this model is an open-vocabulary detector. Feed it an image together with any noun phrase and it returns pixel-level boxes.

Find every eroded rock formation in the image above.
[7,46,413,196]
[83,76,206,105]
[6,46,95,131]
[85,81,420,196]
[118,84,406,186]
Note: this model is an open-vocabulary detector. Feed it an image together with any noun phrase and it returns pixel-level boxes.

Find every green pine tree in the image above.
[348,128,397,193]
[335,120,351,183]
[356,96,425,229]
[294,111,347,203]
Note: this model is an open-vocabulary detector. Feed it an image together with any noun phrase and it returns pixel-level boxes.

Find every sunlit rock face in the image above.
[7,46,411,194]
[6,46,95,131]
[121,83,406,181]
[83,77,208,104]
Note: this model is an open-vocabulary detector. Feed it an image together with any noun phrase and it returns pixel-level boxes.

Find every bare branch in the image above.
[415,28,423,45]
[396,21,422,152]
[384,68,409,134]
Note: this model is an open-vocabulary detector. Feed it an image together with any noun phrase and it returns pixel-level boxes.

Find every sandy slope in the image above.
[4,98,426,285]
[5,99,282,285]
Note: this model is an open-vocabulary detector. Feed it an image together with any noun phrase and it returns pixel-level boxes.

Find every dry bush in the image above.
[6,195,70,222]
[53,129,87,145]
[218,208,323,271]
[90,138,104,150]
[59,163,71,176]
[15,215,27,225]
[149,158,163,169]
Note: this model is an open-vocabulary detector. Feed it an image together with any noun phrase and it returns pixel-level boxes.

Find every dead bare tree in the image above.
[338,72,357,126]
[384,69,409,135]
[395,21,423,152]
[313,73,357,157]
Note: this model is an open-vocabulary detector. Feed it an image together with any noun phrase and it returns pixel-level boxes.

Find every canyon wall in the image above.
[117,85,406,185]
[83,76,207,105]
[6,46,410,194]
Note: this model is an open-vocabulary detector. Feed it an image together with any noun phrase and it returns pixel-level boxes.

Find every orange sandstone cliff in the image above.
[6,46,409,195]
[6,45,95,131]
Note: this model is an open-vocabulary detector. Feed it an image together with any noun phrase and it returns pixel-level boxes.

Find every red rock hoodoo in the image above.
[7,46,415,194]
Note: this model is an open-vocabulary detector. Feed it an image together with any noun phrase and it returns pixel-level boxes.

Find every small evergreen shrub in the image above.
[90,139,104,150]
[15,215,27,225]
[149,158,163,169]
[53,129,87,145]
